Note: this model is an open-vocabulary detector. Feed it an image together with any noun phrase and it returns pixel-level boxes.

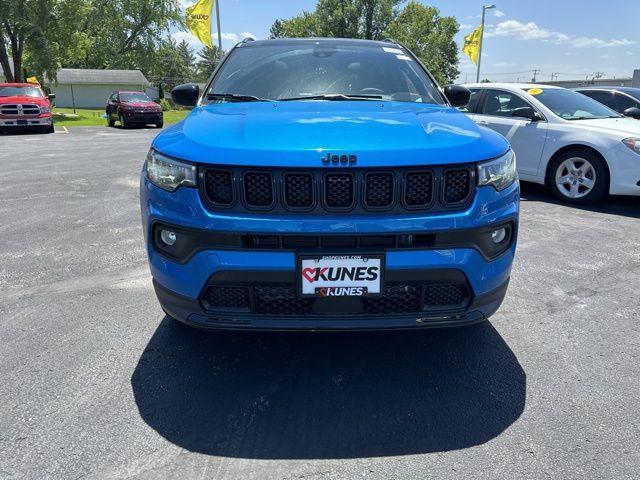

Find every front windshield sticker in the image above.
[383,47,404,54]
[396,55,412,61]
[527,88,543,96]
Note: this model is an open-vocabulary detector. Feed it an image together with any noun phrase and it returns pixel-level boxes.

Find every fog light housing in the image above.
[491,227,507,244]
[160,229,177,246]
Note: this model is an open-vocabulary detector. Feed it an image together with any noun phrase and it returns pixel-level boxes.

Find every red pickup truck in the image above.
[0,83,55,133]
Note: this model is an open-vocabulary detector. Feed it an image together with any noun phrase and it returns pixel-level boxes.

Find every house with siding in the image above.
[46,69,152,109]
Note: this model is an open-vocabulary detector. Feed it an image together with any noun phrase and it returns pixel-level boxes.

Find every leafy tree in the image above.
[177,39,196,73]
[0,0,182,83]
[386,2,459,85]
[196,45,224,81]
[148,38,193,90]
[271,0,400,40]
[270,0,459,86]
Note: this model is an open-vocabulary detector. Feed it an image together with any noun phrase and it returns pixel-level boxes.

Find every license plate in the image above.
[299,255,383,297]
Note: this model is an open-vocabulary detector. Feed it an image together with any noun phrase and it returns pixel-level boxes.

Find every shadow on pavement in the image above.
[131,317,525,459]
[520,181,640,219]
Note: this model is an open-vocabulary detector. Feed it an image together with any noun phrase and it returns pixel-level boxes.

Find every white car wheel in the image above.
[554,157,596,199]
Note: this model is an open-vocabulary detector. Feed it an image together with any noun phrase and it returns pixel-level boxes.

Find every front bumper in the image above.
[0,115,51,127]
[141,172,519,330]
[123,111,163,124]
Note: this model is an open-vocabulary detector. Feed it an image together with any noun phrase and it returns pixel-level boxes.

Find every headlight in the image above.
[145,150,197,191]
[40,106,50,113]
[622,138,640,155]
[477,150,517,191]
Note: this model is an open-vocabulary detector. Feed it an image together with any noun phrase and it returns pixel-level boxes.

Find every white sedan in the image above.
[462,83,640,203]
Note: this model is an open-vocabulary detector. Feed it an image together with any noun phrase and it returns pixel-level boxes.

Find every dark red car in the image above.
[106,91,163,128]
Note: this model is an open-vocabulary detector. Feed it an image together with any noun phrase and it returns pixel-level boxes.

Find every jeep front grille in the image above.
[200,165,475,214]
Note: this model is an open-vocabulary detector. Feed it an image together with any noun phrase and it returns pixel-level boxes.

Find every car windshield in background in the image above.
[0,86,43,97]
[207,41,445,104]
[120,92,151,102]
[525,87,620,120]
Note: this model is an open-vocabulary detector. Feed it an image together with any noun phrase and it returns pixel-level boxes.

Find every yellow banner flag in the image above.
[186,0,214,48]
[26,76,40,85]
[462,25,483,65]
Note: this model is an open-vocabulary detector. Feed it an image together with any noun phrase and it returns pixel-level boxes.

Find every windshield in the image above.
[0,86,43,98]
[120,92,151,102]
[207,41,445,104]
[524,87,620,120]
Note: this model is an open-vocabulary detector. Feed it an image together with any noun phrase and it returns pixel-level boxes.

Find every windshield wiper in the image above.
[206,93,271,102]
[279,93,383,101]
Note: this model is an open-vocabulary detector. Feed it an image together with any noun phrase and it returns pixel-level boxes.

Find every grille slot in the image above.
[253,286,314,315]
[243,172,274,208]
[404,171,433,207]
[364,172,394,209]
[204,169,234,205]
[324,173,354,210]
[362,285,422,314]
[283,172,314,209]
[423,284,470,309]
[201,286,250,312]
[443,169,472,205]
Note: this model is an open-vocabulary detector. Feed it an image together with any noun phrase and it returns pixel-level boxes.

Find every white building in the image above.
[46,69,151,109]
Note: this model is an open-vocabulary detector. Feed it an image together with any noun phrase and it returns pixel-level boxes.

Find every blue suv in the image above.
[140,38,519,330]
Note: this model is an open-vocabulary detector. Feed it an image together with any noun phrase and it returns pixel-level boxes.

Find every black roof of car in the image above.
[574,86,640,94]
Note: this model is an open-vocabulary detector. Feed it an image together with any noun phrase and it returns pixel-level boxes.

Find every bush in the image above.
[160,98,171,111]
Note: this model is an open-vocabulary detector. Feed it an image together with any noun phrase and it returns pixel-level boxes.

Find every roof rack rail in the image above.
[237,37,255,47]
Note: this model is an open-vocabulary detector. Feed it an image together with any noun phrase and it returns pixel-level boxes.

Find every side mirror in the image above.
[512,106,542,121]
[444,85,471,108]
[48,93,56,100]
[171,83,200,108]
[622,106,640,119]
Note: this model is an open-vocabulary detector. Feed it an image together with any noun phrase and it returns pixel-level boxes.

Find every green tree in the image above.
[270,0,459,85]
[386,2,459,84]
[177,39,196,73]
[196,45,224,80]
[270,0,400,40]
[0,0,182,82]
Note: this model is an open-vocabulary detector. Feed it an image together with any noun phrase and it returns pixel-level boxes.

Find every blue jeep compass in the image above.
[140,38,519,330]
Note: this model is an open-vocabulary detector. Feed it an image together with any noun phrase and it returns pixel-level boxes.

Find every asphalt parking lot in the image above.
[1,126,639,479]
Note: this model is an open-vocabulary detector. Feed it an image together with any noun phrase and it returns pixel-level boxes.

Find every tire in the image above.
[547,149,608,204]
[155,122,163,128]
[119,113,128,129]
[45,124,55,134]
[108,117,115,127]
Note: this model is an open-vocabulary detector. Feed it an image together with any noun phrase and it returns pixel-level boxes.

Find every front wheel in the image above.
[119,113,128,129]
[44,124,55,134]
[548,149,608,204]
[155,122,163,128]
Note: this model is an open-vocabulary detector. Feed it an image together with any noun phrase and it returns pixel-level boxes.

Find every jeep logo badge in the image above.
[321,153,357,166]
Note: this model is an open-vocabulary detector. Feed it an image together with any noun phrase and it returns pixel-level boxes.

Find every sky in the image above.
[173,0,640,83]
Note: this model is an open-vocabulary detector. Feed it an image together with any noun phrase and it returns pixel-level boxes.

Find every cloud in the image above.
[171,31,202,49]
[493,9,505,18]
[240,31,256,39]
[487,19,637,48]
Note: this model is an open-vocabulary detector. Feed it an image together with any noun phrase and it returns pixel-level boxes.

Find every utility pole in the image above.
[476,4,495,83]
[532,69,540,83]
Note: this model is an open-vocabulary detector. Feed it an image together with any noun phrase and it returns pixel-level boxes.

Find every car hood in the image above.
[152,101,509,167]
[568,117,640,137]
[0,95,49,105]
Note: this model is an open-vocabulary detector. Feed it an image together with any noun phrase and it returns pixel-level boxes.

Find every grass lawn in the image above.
[52,108,189,127]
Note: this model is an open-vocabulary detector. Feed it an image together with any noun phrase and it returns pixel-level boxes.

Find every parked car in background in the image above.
[0,83,55,133]
[574,87,640,119]
[462,83,640,204]
[140,38,519,331]
[106,91,163,128]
